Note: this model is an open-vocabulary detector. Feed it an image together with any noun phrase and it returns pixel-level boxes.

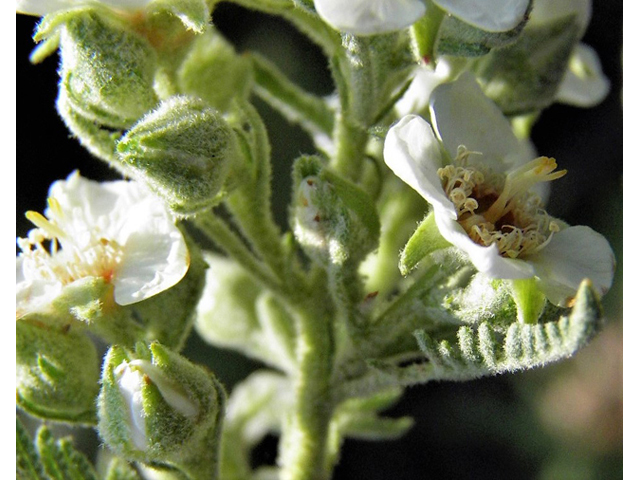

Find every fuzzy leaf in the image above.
[414,280,602,381]
[35,426,98,480]
[16,419,47,480]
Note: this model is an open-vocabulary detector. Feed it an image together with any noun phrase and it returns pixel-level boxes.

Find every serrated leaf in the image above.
[414,280,601,380]
[35,426,98,480]
[16,419,47,480]
[471,15,580,114]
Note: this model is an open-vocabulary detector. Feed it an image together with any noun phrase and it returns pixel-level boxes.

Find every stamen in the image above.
[25,211,67,240]
[484,157,566,223]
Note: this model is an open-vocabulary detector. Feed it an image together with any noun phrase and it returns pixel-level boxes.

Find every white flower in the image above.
[432,0,530,32]
[314,0,426,35]
[17,171,189,317]
[17,0,152,16]
[383,74,614,306]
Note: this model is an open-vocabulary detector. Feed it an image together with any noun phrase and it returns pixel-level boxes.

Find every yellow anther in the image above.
[25,211,67,240]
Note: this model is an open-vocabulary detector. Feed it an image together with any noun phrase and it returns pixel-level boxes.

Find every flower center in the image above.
[438,149,566,259]
[18,198,124,285]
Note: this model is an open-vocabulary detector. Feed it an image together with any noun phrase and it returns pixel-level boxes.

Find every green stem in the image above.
[250,53,335,137]
[330,114,368,181]
[191,211,285,295]
[280,300,335,480]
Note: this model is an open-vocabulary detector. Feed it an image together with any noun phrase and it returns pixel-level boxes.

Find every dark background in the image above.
[17,1,623,478]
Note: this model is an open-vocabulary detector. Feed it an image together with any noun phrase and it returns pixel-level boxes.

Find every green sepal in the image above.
[471,15,580,115]
[399,211,451,276]
[98,342,226,480]
[55,89,124,168]
[433,1,531,58]
[177,29,253,112]
[16,317,100,425]
[509,277,547,324]
[35,427,98,480]
[117,96,240,215]
[16,418,47,480]
[29,31,60,64]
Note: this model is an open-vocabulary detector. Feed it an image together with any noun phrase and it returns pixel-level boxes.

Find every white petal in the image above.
[314,0,426,35]
[383,115,457,219]
[113,223,189,306]
[433,212,535,279]
[527,226,615,306]
[556,43,610,108]
[433,0,529,32]
[430,73,522,172]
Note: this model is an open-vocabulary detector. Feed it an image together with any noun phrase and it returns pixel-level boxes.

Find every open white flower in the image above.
[314,0,426,35]
[16,0,151,16]
[17,171,189,317]
[384,74,614,306]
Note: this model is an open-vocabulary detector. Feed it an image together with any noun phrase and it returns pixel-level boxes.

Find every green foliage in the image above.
[399,211,452,276]
[414,281,601,381]
[17,419,98,480]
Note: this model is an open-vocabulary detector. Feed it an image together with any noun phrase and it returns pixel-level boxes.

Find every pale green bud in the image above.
[117,96,241,215]
[16,316,100,424]
[58,10,159,129]
[291,156,380,266]
[177,28,253,112]
[98,342,225,478]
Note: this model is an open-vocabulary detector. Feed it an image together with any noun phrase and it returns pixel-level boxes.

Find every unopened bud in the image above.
[98,342,225,477]
[117,96,241,215]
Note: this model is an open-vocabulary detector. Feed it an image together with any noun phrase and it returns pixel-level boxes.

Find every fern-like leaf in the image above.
[414,280,602,381]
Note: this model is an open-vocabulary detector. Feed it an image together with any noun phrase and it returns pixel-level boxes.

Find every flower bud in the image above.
[16,315,100,424]
[117,96,241,215]
[291,156,380,266]
[177,29,253,112]
[98,342,225,478]
[58,10,159,129]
